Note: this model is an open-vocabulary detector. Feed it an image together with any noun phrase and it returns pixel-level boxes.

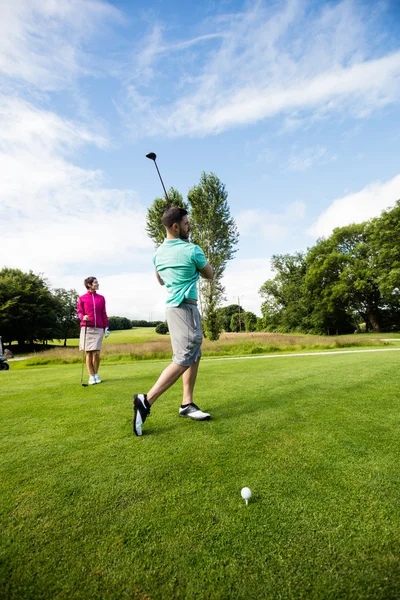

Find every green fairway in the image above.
[50,327,161,347]
[1,352,399,599]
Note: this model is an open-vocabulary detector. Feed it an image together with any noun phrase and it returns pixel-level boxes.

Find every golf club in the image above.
[80,323,88,386]
[146,152,171,206]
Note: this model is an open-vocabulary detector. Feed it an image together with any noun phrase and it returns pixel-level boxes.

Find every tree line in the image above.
[0,268,79,348]
[259,201,400,335]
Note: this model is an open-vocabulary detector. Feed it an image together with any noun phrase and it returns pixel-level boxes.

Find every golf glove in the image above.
[105,327,110,338]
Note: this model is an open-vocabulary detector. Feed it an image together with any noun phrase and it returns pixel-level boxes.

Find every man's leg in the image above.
[182,358,200,406]
[178,356,209,421]
[147,362,188,405]
[133,361,187,436]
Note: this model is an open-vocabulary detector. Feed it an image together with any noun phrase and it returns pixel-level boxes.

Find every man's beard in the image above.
[179,229,190,241]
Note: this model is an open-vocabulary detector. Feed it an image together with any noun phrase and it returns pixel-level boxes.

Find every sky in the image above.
[1,0,400,320]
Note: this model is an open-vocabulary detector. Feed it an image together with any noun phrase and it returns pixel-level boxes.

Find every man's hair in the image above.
[162,206,187,230]
[84,276,97,289]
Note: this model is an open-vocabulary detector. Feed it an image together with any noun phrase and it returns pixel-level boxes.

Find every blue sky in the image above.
[1,0,400,319]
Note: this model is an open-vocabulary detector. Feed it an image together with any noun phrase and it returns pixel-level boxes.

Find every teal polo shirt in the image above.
[153,239,207,307]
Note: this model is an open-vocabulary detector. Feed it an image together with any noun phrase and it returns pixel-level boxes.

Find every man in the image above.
[133,206,213,436]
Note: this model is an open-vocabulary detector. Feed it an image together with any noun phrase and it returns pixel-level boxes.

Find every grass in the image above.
[49,327,161,347]
[11,329,399,367]
[1,351,399,599]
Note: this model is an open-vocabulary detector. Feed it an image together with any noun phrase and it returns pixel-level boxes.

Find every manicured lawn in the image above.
[49,327,161,347]
[10,329,398,368]
[1,352,399,599]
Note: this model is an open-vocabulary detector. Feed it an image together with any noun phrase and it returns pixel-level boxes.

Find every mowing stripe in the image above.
[203,347,400,362]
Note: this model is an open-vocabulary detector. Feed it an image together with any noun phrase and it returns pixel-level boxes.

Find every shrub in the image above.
[156,322,169,335]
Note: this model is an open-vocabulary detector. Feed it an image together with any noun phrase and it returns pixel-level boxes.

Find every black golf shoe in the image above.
[133,394,151,436]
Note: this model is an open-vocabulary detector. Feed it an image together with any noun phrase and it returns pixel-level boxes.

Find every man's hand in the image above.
[83,315,89,322]
[105,327,110,338]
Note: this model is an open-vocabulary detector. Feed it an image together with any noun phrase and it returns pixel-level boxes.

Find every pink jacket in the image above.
[77,291,109,329]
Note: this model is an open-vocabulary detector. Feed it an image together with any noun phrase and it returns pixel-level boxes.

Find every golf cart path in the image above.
[204,346,400,362]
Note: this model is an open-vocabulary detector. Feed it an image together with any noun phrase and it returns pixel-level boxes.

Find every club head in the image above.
[146,152,156,161]
[81,383,88,387]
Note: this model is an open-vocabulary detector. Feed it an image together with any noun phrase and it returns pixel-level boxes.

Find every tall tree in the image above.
[259,253,310,332]
[145,188,188,247]
[188,172,239,340]
[52,288,79,346]
[306,224,382,333]
[368,199,400,303]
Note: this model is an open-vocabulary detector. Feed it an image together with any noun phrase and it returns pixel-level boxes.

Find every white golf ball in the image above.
[241,487,252,500]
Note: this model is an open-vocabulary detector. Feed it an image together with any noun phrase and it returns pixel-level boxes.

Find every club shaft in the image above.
[80,324,87,384]
[154,160,170,205]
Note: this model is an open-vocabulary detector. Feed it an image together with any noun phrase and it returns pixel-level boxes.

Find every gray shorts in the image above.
[166,302,203,367]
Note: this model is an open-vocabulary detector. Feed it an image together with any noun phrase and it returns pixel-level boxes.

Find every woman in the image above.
[77,276,109,385]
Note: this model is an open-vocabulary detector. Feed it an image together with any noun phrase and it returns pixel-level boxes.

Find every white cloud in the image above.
[287,146,336,171]
[222,258,274,316]
[0,0,121,90]
[121,0,400,137]
[308,174,400,238]
[0,3,157,321]
[237,201,306,240]
[0,96,152,280]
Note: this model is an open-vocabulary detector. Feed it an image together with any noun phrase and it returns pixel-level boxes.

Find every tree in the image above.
[217,304,244,332]
[306,224,382,333]
[259,253,310,332]
[230,312,245,333]
[52,288,79,346]
[368,200,400,305]
[0,268,59,347]
[243,311,257,332]
[146,188,188,247]
[156,321,169,334]
[131,320,162,327]
[258,206,400,335]
[188,172,239,340]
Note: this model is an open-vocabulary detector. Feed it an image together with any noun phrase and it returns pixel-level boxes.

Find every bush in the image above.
[156,322,169,335]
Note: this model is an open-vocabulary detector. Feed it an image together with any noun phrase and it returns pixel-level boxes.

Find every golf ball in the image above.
[241,487,252,500]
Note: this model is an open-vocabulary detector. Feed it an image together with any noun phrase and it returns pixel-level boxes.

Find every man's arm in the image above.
[199,263,213,280]
[155,270,165,286]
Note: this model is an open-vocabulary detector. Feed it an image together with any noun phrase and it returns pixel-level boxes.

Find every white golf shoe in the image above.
[179,403,210,421]
[94,374,101,383]
[88,375,96,385]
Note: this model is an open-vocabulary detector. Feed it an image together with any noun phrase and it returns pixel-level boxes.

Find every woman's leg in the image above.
[86,351,95,376]
[93,351,101,375]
